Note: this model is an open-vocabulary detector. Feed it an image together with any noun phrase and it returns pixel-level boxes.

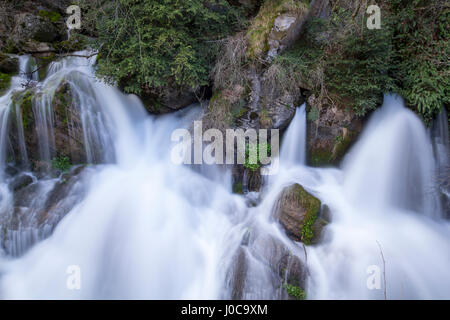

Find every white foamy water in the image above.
[0,53,448,299]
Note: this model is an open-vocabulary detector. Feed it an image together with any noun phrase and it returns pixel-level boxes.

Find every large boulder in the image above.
[275,183,326,244]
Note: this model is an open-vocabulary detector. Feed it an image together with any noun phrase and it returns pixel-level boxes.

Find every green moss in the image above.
[283,283,306,300]
[0,72,12,93]
[12,90,35,130]
[54,85,70,127]
[292,184,321,245]
[38,10,62,23]
[232,181,243,194]
[310,147,332,167]
[54,34,88,53]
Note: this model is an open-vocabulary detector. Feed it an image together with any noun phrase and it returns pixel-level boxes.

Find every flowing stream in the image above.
[0,53,448,299]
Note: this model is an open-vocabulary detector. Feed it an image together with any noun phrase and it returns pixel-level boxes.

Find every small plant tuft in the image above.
[52,156,71,172]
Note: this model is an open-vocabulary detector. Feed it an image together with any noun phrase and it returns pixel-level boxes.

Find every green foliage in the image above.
[293,184,321,244]
[244,142,271,171]
[89,0,245,99]
[273,1,448,121]
[283,283,306,300]
[38,10,61,23]
[0,72,11,93]
[52,156,71,172]
[326,25,395,116]
[389,0,449,123]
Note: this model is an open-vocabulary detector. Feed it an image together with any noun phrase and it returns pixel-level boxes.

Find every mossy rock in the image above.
[38,10,62,23]
[309,129,357,166]
[276,183,324,244]
[54,34,88,53]
[0,72,12,94]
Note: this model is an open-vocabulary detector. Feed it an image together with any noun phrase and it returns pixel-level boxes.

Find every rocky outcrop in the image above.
[306,94,363,166]
[246,0,329,62]
[274,183,327,244]
[0,53,19,74]
[0,1,71,54]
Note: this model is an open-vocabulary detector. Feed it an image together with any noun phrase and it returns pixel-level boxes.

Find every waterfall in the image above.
[432,108,449,218]
[280,104,306,166]
[0,52,448,299]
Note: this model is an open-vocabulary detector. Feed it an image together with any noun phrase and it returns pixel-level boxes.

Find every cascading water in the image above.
[0,51,448,299]
[280,105,306,166]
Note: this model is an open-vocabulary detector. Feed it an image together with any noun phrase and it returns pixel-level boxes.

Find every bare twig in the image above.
[376,240,387,300]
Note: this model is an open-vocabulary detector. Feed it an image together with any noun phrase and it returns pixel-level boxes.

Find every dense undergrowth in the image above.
[80,0,246,100]
[272,0,448,122]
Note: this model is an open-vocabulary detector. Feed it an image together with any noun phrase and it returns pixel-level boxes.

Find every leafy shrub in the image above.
[271,0,447,121]
[87,0,244,101]
[389,0,449,122]
[283,283,306,300]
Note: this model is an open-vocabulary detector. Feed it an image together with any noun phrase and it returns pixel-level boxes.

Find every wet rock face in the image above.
[142,86,198,115]
[225,228,308,299]
[2,165,89,257]
[306,94,363,166]
[267,13,307,61]
[0,1,71,54]
[275,183,326,244]
[11,13,64,52]
[8,81,88,171]
[52,81,87,164]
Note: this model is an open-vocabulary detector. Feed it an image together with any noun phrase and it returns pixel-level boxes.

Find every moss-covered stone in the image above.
[276,183,324,244]
[309,127,358,166]
[11,89,35,131]
[0,72,12,94]
[53,34,88,53]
